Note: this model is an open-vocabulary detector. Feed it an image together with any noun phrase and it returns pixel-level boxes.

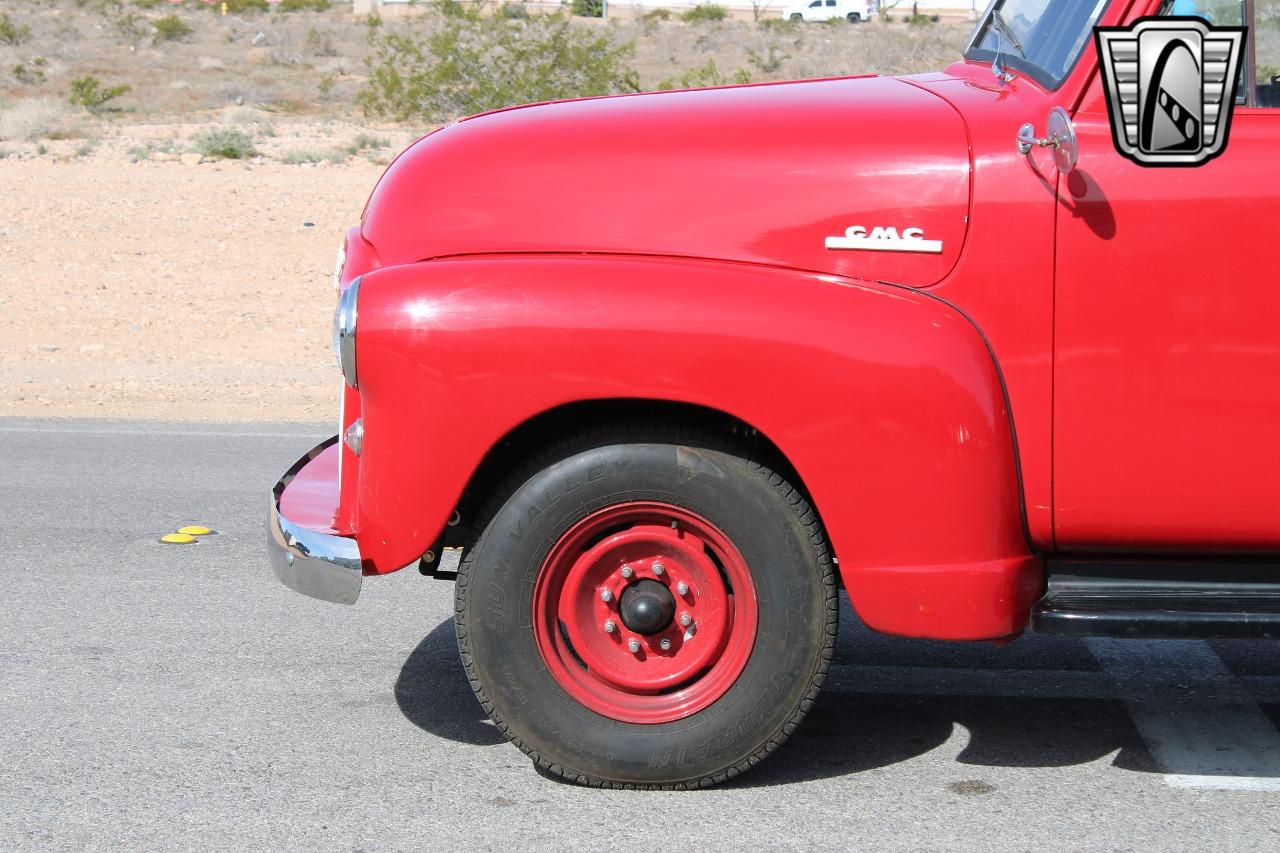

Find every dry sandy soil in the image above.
[0,1,972,422]
[2,122,407,422]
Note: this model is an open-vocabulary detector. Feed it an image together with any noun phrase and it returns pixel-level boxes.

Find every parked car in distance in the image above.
[780,0,871,22]
[268,0,1280,791]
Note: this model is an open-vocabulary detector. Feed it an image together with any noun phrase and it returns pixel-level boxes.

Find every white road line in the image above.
[1087,638,1280,791]
[824,664,1280,703]
[0,424,329,439]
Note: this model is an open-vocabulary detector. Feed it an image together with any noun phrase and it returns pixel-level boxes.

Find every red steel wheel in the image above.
[456,435,836,788]
[533,501,758,724]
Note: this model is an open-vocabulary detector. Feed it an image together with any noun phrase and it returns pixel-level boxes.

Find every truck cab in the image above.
[268,0,1280,789]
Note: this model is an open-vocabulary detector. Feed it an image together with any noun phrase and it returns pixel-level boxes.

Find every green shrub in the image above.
[305,26,339,56]
[498,2,529,19]
[658,59,749,90]
[641,7,670,21]
[746,45,787,73]
[113,9,149,41]
[359,0,640,122]
[12,58,47,85]
[127,143,153,162]
[153,14,194,43]
[681,4,727,22]
[68,76,131,112]
[570,0,602,17]
[278,0,333,11]
[907,13,937,25]
[345,132,389,154]
[0,12,32,46]
[280,148,343,164]
[131,0,165,8]
[757,17,797,31]
[214,0,269,13]
[193,127,257,159]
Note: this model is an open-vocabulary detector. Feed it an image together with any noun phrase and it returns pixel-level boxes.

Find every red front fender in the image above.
[351,255,1040,640]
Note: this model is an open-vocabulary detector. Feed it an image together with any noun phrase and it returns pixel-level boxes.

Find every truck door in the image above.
[1053,2,1280,550]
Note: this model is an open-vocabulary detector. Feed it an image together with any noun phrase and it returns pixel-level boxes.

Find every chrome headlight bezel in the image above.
[333,276,360,389]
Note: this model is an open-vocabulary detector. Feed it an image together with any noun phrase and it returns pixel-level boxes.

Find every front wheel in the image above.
[790,12,803,21]
[847,11,861,21]
[455,434,836,788]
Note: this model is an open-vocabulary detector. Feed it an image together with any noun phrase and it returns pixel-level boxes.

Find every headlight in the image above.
[332,276,360,389]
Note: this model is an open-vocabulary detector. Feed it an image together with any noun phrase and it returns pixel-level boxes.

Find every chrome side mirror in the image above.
[1017,106,1078,173]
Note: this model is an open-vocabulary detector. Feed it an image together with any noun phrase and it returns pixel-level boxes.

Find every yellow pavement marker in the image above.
[177,525,215,536]
[161,533,198,545]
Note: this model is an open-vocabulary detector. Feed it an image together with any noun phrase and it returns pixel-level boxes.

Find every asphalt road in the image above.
[4,417,1280,851]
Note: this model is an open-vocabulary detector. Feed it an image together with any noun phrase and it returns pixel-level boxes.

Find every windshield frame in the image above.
[964,0,1113,92]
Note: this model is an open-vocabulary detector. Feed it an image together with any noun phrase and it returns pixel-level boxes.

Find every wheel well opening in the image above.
[441,399,826,555]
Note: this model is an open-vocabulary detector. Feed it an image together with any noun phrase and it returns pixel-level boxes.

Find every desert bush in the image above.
[681,4,727,22]
[359,1,640,122]
[68,75,131,113]
[113,10,149,41]
[132,0,165,8]
[305,25,339,56]
[570,0,602,17]
[280,148,343,164]
[746,45,787,73]
[757,17,798,31]
[127,143,152,162]
[193,127,257,158]
[0,12,32,46]
[642,8,671,22]
[0,98,74,141]
[153,14,194,43]
[12,58,47,85]
[214,0,270,13]
[278,0,333,11]
[658,59,748,90]
[498,2,529,19]
[908,13,938,26]
[345,132,389,154]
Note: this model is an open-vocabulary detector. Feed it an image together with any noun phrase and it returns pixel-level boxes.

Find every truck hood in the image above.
[361,75,971,288]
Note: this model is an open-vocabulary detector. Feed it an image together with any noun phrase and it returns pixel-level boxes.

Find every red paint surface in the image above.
[302,0,1280,640]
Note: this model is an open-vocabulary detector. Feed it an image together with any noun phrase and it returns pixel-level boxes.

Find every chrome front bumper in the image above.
[267,436,362,605]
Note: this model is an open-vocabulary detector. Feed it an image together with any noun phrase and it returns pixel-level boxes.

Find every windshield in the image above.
[966,0,1112,90]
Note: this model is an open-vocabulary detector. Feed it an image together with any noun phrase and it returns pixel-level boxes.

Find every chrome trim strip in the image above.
[267,435,362,605]
[336,276,360,389]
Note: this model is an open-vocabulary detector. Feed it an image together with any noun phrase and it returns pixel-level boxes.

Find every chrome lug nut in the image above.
[604,620,617,634]
[659,637,672,650]
[600,589,613,603]
[652,561,665,576]
[676,581,689,596]
[620,565,634,579]
[628,638,641,654]
[679,613,692,628]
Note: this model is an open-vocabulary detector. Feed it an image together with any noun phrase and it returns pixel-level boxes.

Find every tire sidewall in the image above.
[460,442,829,786]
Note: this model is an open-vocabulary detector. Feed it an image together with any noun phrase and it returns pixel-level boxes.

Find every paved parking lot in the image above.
[4,418,1280,850]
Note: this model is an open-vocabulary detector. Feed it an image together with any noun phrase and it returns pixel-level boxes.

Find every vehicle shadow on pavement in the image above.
[394,612,1160,786]
[395,617,507,748]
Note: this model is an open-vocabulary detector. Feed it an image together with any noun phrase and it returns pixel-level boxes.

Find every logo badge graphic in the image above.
[1095,17,1246,167]
[824,226,942,254]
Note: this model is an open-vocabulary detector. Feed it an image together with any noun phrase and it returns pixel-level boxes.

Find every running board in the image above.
[1032,560,1280,640]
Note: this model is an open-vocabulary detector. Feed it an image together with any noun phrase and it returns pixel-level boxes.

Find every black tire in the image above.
[455,427,837,789]
[790,12,803,21]
[847,12,861,21]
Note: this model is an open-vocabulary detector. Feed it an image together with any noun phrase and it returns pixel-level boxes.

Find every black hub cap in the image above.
[618,579,676,635]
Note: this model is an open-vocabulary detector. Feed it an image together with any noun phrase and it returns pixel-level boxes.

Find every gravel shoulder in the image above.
[2,132,394,422]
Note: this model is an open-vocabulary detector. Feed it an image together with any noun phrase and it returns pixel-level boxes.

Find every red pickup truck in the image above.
[268,0,1280,788]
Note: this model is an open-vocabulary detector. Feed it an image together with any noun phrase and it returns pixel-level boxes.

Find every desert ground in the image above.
[1,0,970,422]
